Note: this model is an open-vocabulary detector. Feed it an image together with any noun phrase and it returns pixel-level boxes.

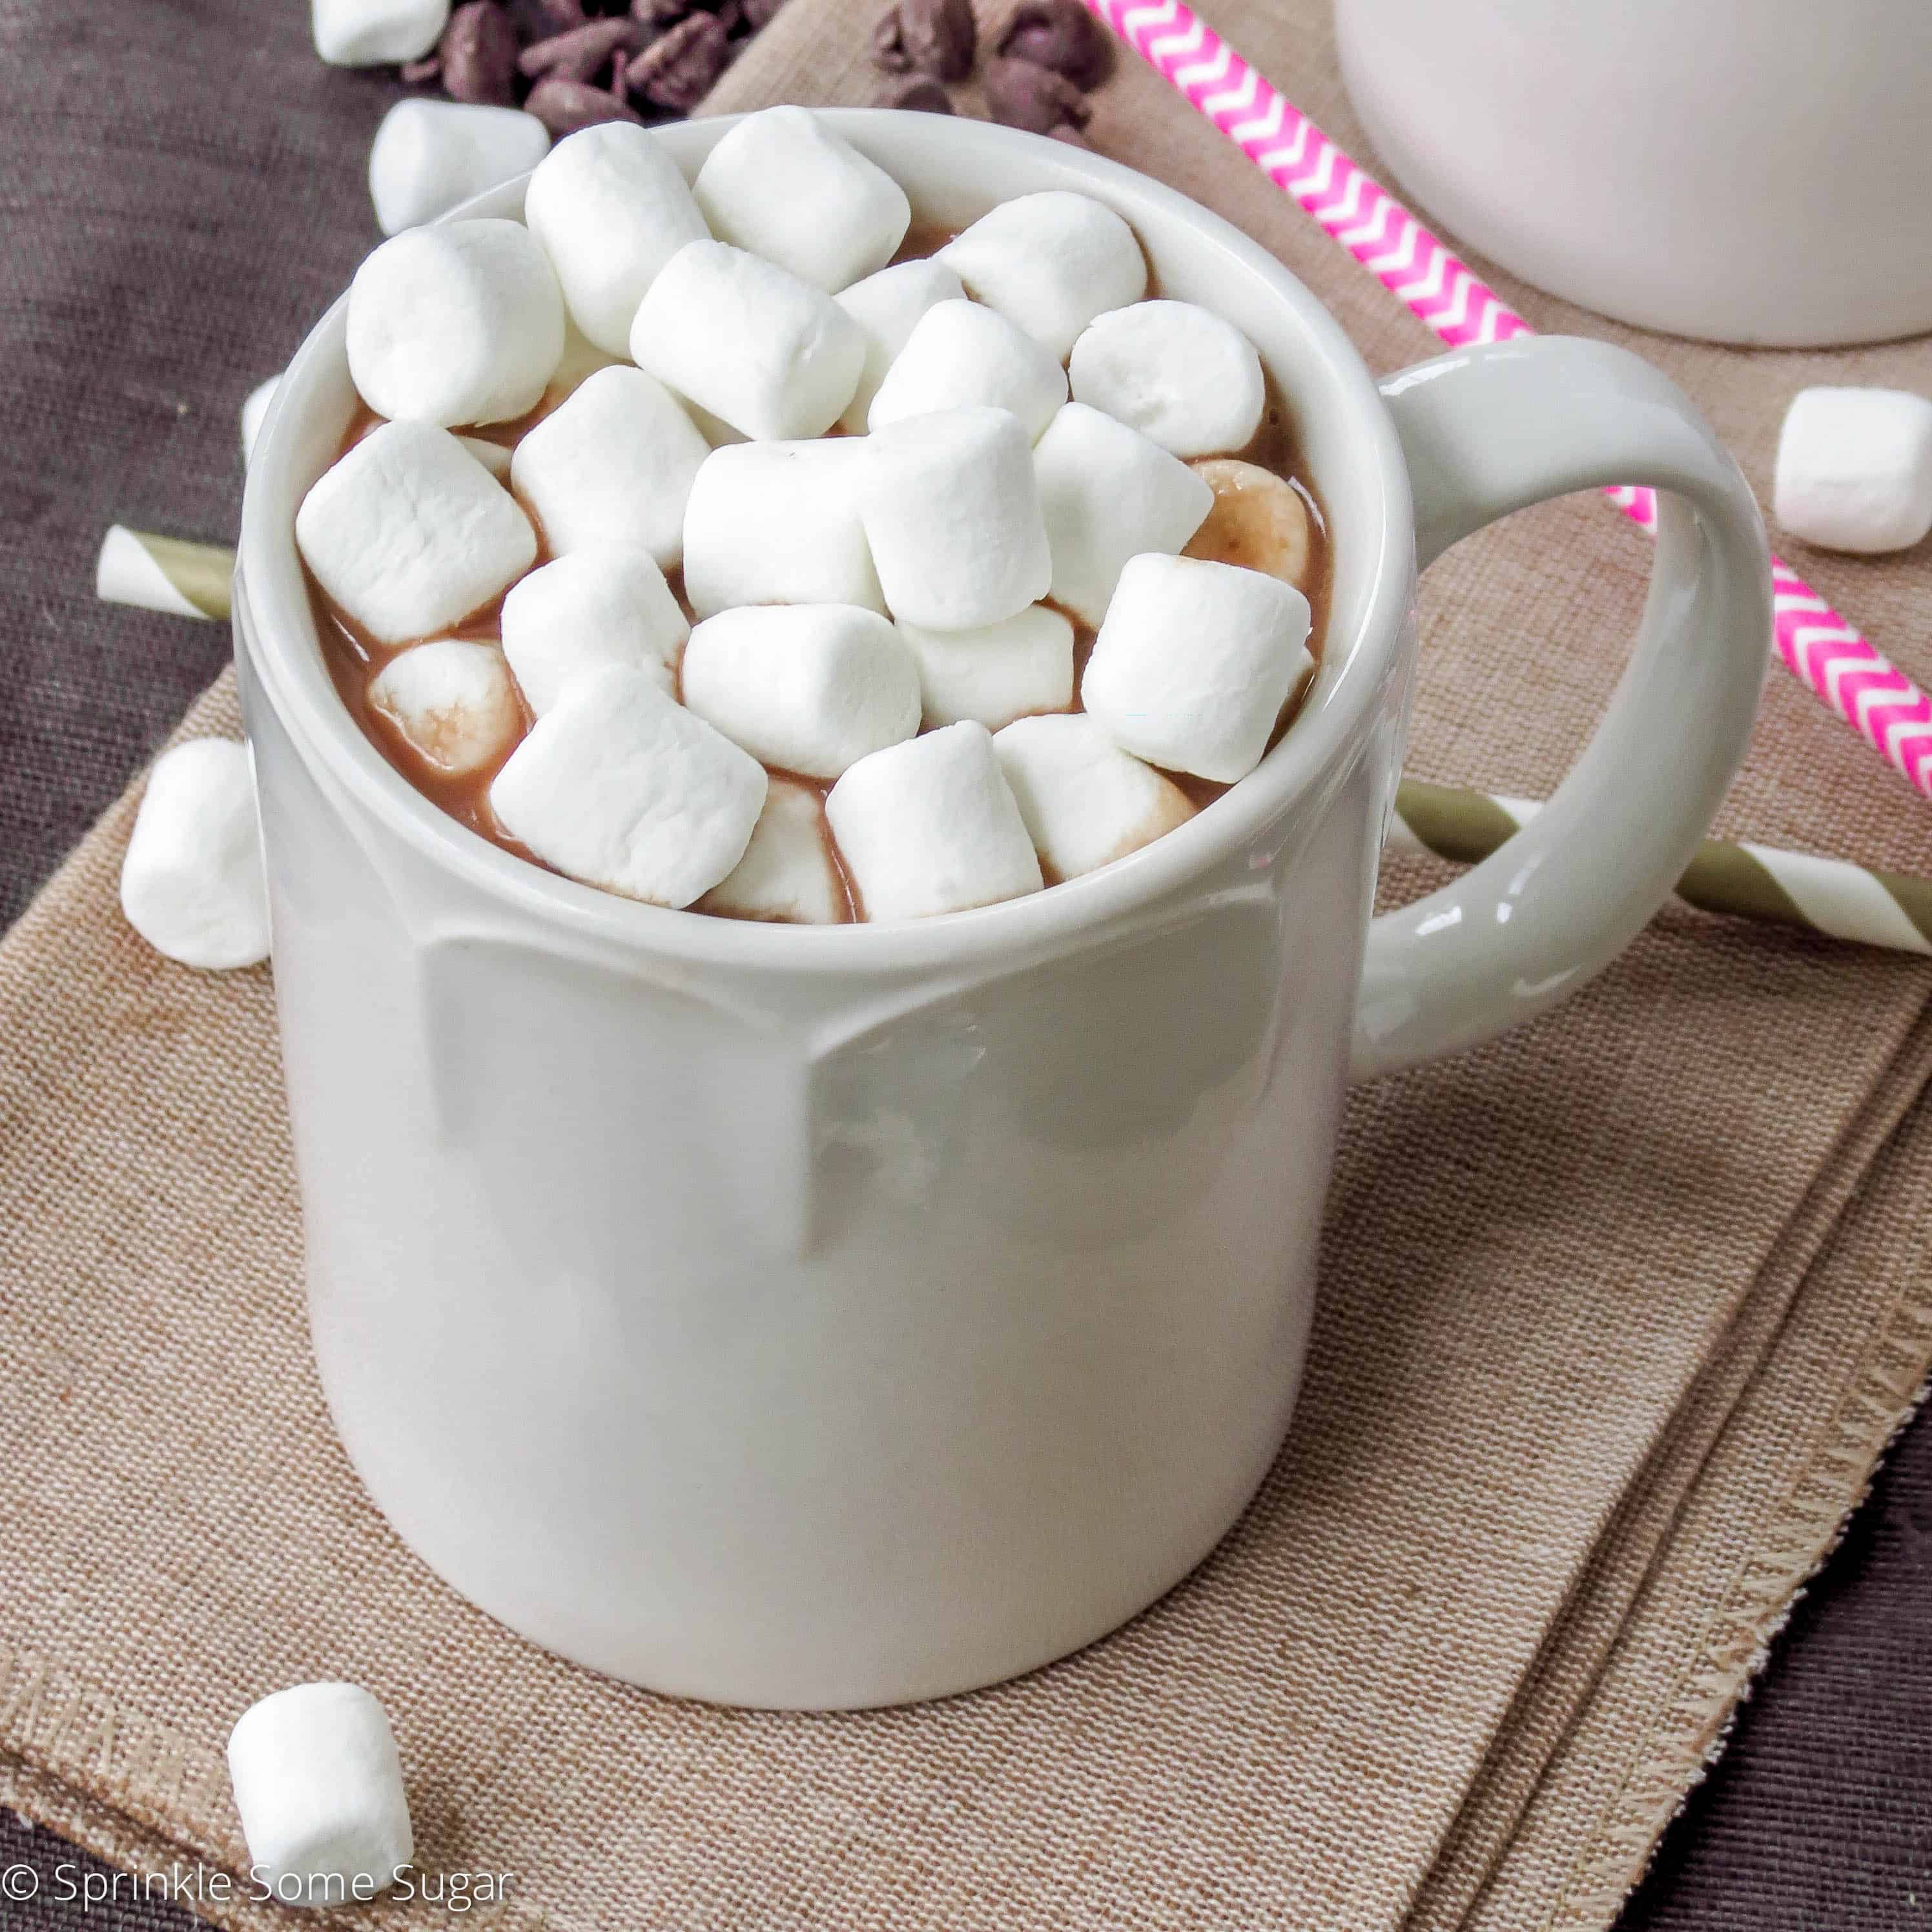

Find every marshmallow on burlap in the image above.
[313,0,446,65]
[240,375,280,468]
[509,364,708,569]
[683,438,883,617]
[868,300,1069,442]
[228,1683,412,1909]
[1084,553,1313,783]
[632,240,865,442]
[369,639,522,775]
[698,777,847,924]
[937,192,1147,362]
[898,605,1074,732]
[297,421,537,645]
[826,721,1042,921]
[500,546,687,714]
[834,256,966,433]
[994,712,1197,880]
[522,123,710,356]
[1069,300,1266,458]
[1773,386,1932,555]
[119,739,269,971]
[1034,401,1213,625]
[858,406,1053,630]
[683,603,921,779]
[692,106,910,294]
[346,218,564,427]
[368,98,551,237]
[491,666,765,907]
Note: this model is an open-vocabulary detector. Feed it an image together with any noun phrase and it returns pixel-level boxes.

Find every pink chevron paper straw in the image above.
[1084,0,1932,801]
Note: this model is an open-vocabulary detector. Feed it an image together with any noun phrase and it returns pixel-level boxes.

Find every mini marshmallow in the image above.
[692,106,910,295]
[698,777,847,924]
[994,712,1197,880]
[313,0,446,65]
[898,604,1074,732]
[369,639,522,775]
[227,1683,412,1909]
[500,546,687,714]
[456,434,513,481]
[682,603,921,779]
[937,191,1147,362]
[1773,386,1932,555]
[834,256,966,433]
[522,123,710,356]
[868,300,1068,442]
[491,667,765,907]
[1083,553,1313,783]
[368,98,551,237]
[826,721,1042,921]
[297,421,537,644]
[1034,401,1213,624]
[509,364,708,568]
[683,438,883,617]
[1069,300,1266,458]
[346,218,564,427]
[858,406,1053,630]
[119,739,269,971]
[240,375,280,468]
[632,240,865,442]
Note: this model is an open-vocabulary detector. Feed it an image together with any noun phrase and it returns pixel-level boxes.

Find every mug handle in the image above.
[1351,336,1771,1080]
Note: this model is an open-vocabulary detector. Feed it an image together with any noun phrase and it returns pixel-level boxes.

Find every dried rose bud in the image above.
[507,0,586,39]
[1047,122,1090,146]
[981,55,1090,134]
[525,75,644,132]
[626,10,732,111]
[740,0,787,27]
[519,16,637,81]
[995,0,1113,89]
[872,0,974,81]
[880,76,953,112]
[633,0,691,25]
[870,8,912,70]
[399,52,442,83]
[438,0,519,104]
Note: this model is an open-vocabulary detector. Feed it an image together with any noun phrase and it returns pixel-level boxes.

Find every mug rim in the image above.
[238,108,1414,976]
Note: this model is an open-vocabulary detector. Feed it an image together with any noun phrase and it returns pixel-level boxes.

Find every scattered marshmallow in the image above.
[367,98,551,238]
[692,106,910,295]
[369,639,522,775]
[313,0,447,65]
[1033,402,1213,624]
[522,123,710,356]
[119,739,269,971]
[1069,300,1266,458]
[682,438,883,617]
[499,546,687,714]
[227,1683,413,1910]
[994,712,1197,880]
[697,777,848,924]
[682,603,920,779]
[240,375,280,469]
[456,434,513,481]
[297,421,537,644]
[937,191,1147,362]
[858,406,1052,630]
[509,364,708,569]
[827,721,1042,921]
[631,240,865,442]
[834,256,966,433]
[898,605,1074,732]
[1083,553,1312,783]
[867,299,1068,442]
[346,218,564,427]
[1773,386,1932,555]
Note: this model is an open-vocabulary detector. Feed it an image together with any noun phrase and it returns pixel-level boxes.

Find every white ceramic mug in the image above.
[237,112,1769,1710]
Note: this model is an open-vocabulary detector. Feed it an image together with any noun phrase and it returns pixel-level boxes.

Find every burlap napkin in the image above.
[4,0,1931,1926]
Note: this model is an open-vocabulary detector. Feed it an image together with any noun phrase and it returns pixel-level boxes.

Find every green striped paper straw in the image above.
[94,527,232,622]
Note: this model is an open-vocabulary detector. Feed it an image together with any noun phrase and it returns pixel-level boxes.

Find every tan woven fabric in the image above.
[3,1,1931,1925]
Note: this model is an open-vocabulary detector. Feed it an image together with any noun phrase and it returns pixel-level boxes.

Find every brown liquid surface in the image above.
[311,234,1331,922]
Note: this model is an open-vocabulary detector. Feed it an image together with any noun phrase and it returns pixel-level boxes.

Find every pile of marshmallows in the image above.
[297,106,1316,923]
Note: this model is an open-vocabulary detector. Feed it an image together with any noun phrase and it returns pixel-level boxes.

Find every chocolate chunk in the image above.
[880,76,954,112]
[994,0,1113,89]
[518,16,637,81]
[625,11,732,110]
[871,0,974,81]
[524,75,644,132]
[981,54,1091,135]
[438,0,520,104]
